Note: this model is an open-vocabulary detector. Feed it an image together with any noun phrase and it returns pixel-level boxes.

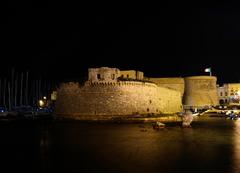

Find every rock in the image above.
[182,110,193,128]
[153,121,165,130]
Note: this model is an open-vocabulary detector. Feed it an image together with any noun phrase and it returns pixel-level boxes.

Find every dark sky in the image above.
[4,2,240,84]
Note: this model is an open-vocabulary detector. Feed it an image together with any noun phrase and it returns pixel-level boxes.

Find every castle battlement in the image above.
[85,80,157,87]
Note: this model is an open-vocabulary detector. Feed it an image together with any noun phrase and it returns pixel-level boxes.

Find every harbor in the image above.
[0,114,239,173]
[0,68,55,120]
[4,8,240,173]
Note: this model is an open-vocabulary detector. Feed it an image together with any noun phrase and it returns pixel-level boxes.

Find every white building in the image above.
[217,83,240,104]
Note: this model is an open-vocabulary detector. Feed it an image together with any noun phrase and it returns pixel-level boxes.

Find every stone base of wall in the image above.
[55,81,183,116]
[53,114,182,123]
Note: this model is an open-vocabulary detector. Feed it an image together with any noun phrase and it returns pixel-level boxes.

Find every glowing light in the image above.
[233,120,240,172]
[43,96,47,99]
[39,100,45,107]
[204,67,211,72]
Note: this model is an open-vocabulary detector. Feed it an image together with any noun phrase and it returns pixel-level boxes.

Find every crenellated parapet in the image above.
[85,80,157,87]
[55,78,183,117]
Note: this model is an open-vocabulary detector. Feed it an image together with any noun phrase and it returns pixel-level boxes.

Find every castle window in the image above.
[225,92,227,96]
[220,92,222,96]
[149,100,152,104]
[147,108,149,112]
[111,74,115,80]
[121,75,123,78]
[97,74,101,80]
[127,74,129,78]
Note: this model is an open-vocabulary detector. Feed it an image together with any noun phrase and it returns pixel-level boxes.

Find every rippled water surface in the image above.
[0,116,240,173]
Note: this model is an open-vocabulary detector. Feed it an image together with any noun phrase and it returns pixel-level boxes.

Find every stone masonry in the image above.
[55,67,219,119]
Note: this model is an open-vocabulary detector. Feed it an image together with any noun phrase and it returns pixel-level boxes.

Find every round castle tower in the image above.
[183,76,219,109]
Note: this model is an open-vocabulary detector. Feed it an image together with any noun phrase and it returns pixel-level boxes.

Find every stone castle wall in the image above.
[55,81,182,117]
[120,70,144,80]
[88,67,120,82]
[183,76,219,108]
[147,77,185,97]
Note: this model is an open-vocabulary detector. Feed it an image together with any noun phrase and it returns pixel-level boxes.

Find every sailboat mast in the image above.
[25,71,29,106]
[8,81,11,111]
[11,68,14,108]
[31,80,35,106]
[36,80,38,103]
[3,78,6,108]
[39,78,41,99]
[20,72,23,106]
[0,79,1,106]
[14,73,18,107]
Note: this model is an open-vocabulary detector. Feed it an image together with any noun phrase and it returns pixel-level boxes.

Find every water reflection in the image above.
[1,117,240,173]
[46,120,234,173]
[233,120,240,173]
[39,121,51,173]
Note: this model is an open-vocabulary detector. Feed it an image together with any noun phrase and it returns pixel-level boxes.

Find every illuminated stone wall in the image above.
[147,77,184,97]
[55,81,182,118]
[88,67,144,82]
[120,70,144,80]
[183,76,219,108]
[88,67,120,82]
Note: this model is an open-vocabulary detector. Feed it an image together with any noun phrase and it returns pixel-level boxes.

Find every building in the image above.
[217,83,240,104]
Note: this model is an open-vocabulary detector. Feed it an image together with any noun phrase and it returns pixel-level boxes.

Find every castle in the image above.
[55,67,219,119]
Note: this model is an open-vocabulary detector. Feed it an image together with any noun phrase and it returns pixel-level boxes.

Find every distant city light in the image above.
[39,100,45,107]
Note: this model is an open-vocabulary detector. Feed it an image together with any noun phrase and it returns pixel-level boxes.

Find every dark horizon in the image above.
[5,4,240,84]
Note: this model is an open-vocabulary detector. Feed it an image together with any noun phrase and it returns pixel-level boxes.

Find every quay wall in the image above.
[55,81,183,118]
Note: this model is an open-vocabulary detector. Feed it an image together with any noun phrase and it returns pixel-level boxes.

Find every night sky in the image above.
[5,3,240,84]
